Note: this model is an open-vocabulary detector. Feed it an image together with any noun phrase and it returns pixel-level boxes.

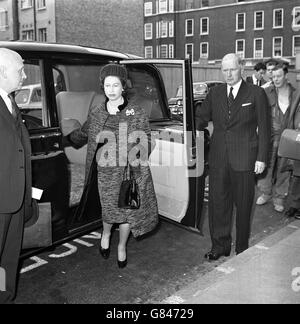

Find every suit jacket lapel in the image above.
[0,96,17,130]
[219,84,229,116]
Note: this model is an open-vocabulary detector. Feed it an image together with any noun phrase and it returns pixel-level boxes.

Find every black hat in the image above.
[99,64,128,85]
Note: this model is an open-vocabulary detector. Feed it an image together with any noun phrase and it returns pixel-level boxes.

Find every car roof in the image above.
[0,41,139,60]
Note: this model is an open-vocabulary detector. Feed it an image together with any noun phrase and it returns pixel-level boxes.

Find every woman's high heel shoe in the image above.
[117,258,127,269]
[99,246,110,259]
[99,234,111,259]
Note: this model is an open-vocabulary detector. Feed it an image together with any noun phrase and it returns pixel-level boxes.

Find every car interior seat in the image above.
[56,91,99,165]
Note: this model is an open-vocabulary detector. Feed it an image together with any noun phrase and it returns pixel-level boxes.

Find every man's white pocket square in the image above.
[242,103,252,107]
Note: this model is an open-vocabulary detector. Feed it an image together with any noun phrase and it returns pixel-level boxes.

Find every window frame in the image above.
[236,39,245,59]
[273,36,283,57]
[253,38,264,59]
[144,23,153,40]
[236,13,246,32]
[292,35,300,57]
[254,11,264,30]
[273,8,284,29]
[185,43,194,62]
[144,2,153,16]
[200,42,209,59]
[200,17,209,35]
[185,19,194,37]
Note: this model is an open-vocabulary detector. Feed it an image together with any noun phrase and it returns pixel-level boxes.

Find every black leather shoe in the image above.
[117,259,127,269]
[204,250,230,261]
[99,246,110,259]
[285,207,299,218]
[295,211,300,220]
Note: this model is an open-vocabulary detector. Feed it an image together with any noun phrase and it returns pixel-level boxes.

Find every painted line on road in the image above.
[164,295,185,304]
[255,244,269,250]
[216,266,235,274]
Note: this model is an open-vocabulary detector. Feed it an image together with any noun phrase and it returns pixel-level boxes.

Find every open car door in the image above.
[121,59,205,231]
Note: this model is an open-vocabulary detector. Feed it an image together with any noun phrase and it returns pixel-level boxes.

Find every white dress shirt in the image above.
[0,88,12,114]
[227,79,242,99]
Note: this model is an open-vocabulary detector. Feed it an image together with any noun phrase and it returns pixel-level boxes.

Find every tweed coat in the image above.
[70,96,159,238]
[280,90,300,177]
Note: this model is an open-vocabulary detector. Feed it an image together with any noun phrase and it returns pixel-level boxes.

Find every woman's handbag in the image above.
[278,129,300,160]
[118,162,140,209]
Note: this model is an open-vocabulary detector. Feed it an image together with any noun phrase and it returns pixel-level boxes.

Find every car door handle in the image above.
[30,132,62,140]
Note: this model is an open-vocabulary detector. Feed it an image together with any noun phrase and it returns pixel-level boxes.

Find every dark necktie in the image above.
[228,87,234,108]
[8,94,20,120]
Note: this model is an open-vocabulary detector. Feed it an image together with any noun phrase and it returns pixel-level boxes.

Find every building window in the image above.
[254,38,264,59]
[293,36,300,57]
[185,43,194,62]
[236,39,245,59]
[145,46,153,58]
[273,9,283,28]
[37,0,46,10]
[38,28,47,42]
[169,44,174,58]
[236,13,246,32]
[160,45,168,58]
[21,0,33,9]
[254,11,264,30]
[22,30,34,41]
[169,21,174,37]
[292,7,300,30]
[160,21,168,38]
[0,9,8,31]
[200,17,209,35]
[144,2,153,16]
[201,0,209,7]
[200,42,209,59]
[273,37,283,57]
[159,0,168,13]
[185,19,194,36]
[144,23,153,40]
[186,0,194,10]
[169,0,174,12]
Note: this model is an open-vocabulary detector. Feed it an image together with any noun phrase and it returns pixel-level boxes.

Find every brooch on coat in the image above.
[126,108,135,116]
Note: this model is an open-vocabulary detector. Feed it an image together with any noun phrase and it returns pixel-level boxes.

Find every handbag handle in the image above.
[122,160,134,181]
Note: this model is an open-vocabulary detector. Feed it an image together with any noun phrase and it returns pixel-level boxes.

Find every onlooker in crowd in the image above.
[257,63,298,212]
[61,64,158,268]
[246,62,267,86]
[262,59,278,89]
[0,48,32,304]
[196,53,270,261]
[282,91,300,219]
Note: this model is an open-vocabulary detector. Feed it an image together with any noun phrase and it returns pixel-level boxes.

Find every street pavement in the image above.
[164,219,300,304]
[14,192,298,304]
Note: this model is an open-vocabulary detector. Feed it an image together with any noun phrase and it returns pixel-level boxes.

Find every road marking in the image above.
[73,239,94,247]
[48,243,78,258]
[164,295,185,304]
[255,245,269,250]
[216,266,235,274]
[21,257,48,274]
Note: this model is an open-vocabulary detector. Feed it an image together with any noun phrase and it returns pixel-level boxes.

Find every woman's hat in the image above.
[99,63,128,84]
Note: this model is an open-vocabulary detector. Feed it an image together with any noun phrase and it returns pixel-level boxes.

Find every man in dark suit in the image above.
[0,48,32,303]
[246,62,267,87]
[196,53,270,260]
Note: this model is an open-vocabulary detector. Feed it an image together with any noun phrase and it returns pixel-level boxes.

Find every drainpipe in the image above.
[33,0,37,41]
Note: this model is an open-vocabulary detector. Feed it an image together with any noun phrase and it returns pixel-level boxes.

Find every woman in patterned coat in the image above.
[66,64,158,268]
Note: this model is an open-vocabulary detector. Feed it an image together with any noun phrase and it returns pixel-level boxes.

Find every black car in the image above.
[0,42,207,257]
[168,81,224,115]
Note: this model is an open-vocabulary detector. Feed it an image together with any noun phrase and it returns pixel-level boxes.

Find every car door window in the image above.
[15,59,49,130]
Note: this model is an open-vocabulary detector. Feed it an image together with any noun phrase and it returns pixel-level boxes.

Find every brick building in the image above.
[0,0,144,56]
[144,0,300,66]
